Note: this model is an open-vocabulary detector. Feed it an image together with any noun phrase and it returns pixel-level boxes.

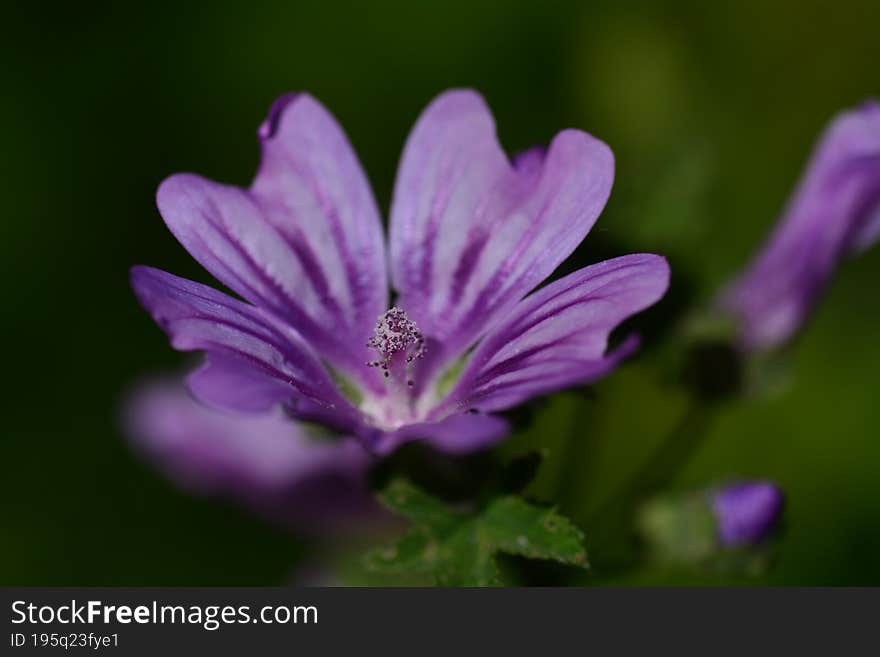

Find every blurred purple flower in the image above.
[124,379,380,533]
[719,101,880,352]
[711,481,784,547]
[131,90,669,455]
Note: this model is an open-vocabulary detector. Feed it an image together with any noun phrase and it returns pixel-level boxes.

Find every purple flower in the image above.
[131,90,670,455]
[124,378,380,533]
[719,101,880,352]
[711,481,784,547]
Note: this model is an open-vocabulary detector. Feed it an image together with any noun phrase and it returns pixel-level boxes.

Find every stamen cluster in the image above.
[367,307,426,386]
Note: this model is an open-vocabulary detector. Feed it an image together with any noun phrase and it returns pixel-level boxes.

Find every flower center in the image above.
[366,307,426,390]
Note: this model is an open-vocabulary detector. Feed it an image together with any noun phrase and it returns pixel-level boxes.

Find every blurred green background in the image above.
[2,0,879,585]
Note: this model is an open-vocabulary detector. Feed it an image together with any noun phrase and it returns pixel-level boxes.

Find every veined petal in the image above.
[156,94,387,386]
[436,254,669,413]
[130,266,360,423]
[719,100,880,351]
[389,89,614,370]
[186,354,295,413]
[252,94,389,341]
[123,379,377,531]
[188,355,372,435]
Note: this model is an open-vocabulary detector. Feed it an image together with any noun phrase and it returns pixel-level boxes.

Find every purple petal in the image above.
[436,254,670,414]
[719,101,880,351]
[252,94,389,337]
[366,412,511,456]
[511,145,547,176]
[123,379,378,532]
[389,90,615,372]
[156,94,387,386]
[186,354,295,413]
[711,481,785,547]
[130,266,360,425]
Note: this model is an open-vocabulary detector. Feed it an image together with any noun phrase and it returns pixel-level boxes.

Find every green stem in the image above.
[612,400,714,506]
[556,395,598,506]
[584,398,717,567]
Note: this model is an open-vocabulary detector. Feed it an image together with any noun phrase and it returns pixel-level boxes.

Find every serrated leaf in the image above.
[366,479,588,585]
[376,478,460,531]
[436,530,502,586]
[480,496,589,567]
[363,528,436,574]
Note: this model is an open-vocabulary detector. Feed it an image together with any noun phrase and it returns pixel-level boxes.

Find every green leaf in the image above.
[376,478,459,531]
[363,528,437,575]
[479,496,588,566]
[364,479,588,586]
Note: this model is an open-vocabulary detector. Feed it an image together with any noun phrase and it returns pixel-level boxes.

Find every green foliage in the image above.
[365,479,588,586]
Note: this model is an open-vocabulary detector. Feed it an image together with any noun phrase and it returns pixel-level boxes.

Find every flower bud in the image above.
[637,481,785,569]
[711,481,784,547]
[719,101,880,352]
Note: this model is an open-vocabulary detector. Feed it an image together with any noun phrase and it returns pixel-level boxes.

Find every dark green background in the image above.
[3,0,878,584]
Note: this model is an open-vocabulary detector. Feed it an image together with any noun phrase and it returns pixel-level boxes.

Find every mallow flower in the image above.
[711,481,784,547]
[719,101,880,352]
[131,90,670,455]
[125,378,378,532]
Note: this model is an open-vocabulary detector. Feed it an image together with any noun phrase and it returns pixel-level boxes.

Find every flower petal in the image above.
[186,354,295,413]
[123,378,377,531]
[366,412,510,456]
[437,254,670,413]
[389,89,615,369]
[156,94,387,385]
[130,265,360,424]
[252,94,389,337]
[853,202,880,253]
[719,100,880,351]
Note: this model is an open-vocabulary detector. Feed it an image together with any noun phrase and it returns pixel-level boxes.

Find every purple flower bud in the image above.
[712,481,784,547]
[719,101,880,352]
